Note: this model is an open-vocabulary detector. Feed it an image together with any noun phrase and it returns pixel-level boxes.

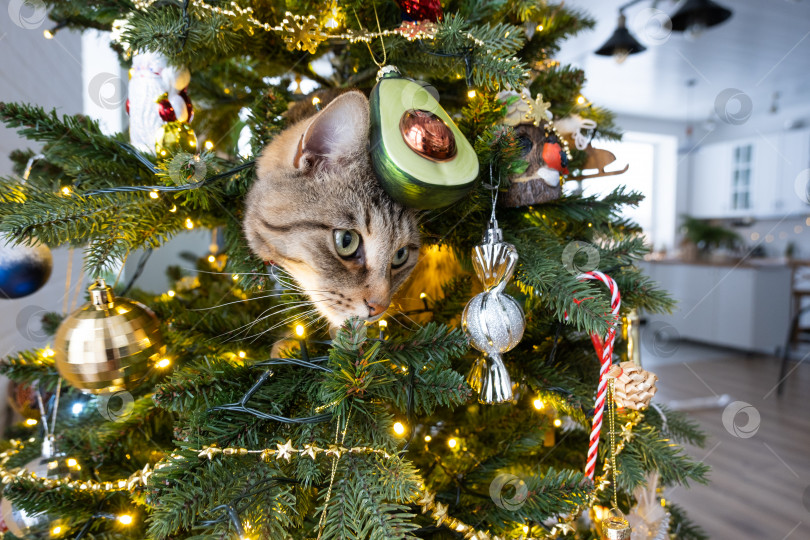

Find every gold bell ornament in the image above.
[601,507,632,540]
[54,279,165,394]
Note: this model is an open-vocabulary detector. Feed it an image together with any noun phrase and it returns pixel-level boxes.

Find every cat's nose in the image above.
[365,299,388,317]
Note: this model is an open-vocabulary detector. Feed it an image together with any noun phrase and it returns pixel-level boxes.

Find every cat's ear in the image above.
[293,91,369,171]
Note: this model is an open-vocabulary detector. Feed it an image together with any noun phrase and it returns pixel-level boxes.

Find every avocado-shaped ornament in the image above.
[369,66,479,209]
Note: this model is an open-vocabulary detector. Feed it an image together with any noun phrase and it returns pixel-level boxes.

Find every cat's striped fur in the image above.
[243,91,420,327]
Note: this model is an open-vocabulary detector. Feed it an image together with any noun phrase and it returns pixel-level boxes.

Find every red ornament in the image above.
[125,98,130,115]
[179,88,194,122]
[396,0,442,22]
[157,98,177,122]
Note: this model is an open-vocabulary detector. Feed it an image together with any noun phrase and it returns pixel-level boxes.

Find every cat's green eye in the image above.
[392,246,410,268]
[333,229,361,258]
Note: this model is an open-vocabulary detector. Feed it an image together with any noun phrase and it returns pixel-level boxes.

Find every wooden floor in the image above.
[649,346,810,540]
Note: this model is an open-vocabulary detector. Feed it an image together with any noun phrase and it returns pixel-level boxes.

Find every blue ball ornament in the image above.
[0,234,52,299]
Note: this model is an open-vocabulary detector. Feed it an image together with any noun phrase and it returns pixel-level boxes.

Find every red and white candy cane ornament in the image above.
[576,271,621,480]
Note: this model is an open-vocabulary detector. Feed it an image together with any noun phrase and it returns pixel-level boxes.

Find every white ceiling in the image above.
[555,0,810,122]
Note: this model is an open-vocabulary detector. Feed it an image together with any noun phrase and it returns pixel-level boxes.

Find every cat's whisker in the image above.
[387,308,423,331]
[225,300,322,340]
[245,306,330,343]
[209,299,319,341]
[191,292,303,311]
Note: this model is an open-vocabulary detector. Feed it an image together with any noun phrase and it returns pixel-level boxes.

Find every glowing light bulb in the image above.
[157,358,171,368]
[467,89,477,99]
[51,525,62,535]
[61,186,71,195]
[533,398,544,410]
[448,437,458,449]
[536,24,544,32]
[424,435,432,442]
[43,347,54,357]
[185,218,194,229]
[238,351,246,359]
[149,190,159,199]
[208,255,216,263]
[576,95,586,105]
[117,514,134,525]
[295,324,305,337]
[25,418,38,426]
[419,292,427,299]
[43,29,55,39]
[379,320,387,328]
[523,525,529,533]
[232,274,239,280]
[204,140,214,151]
[393,422,406,436]
[167,290,176,297]
[553,418,562,427]
[169,205,177,213]
[312,97,321,106]
[661,498,667,506]
[71,402,84,415]
[67,458,78,467]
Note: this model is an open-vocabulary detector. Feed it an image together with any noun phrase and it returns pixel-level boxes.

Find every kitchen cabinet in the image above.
[775,128,810,216]
[689,129,810,219]
[640,261,791,354]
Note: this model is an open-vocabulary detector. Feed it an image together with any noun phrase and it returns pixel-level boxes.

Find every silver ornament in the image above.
[462,290,524,353]
[462,221,526,403]
[0,438,79,537]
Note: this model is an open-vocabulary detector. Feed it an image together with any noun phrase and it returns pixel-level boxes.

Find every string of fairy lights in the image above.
[3,318,651,539]
[125,0,486,54]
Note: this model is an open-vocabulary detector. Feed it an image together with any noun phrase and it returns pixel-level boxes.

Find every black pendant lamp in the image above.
[670,0,732,33]
[595,14,646,63]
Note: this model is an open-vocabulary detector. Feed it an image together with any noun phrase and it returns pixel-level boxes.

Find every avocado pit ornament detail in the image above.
[369,66,479,209]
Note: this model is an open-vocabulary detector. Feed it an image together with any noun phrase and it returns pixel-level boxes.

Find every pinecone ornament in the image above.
[607,361,658,410]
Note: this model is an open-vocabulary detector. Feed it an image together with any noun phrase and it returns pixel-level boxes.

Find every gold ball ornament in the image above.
[155,121,198,157]
[54,279,164,394]
[0,439,81,537]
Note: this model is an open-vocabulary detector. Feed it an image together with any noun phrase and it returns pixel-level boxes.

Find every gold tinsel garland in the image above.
[128,0,487,54]
[0,410,642,538]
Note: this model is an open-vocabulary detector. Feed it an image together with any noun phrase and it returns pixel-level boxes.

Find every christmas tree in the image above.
[0,1,710,539]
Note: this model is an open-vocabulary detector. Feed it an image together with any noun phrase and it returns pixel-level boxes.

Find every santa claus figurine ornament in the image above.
[127,51,194,153]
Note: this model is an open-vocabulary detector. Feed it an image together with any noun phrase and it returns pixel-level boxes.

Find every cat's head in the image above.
[244,91,420,327]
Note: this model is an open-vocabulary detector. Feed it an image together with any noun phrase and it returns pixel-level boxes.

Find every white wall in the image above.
[0,15,84,430]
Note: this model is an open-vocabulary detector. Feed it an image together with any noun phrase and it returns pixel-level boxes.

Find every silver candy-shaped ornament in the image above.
[462,220,525,403]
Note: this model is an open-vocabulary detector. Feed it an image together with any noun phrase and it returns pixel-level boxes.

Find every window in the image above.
[731,144,752,210]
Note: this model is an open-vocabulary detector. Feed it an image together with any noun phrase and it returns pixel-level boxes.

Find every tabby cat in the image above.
[243,91,420,327]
